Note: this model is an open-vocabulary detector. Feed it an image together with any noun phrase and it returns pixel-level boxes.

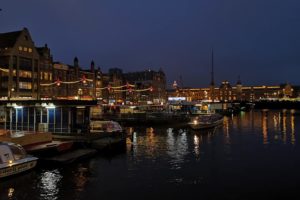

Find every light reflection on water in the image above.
[0,110,300,200]
[38,170,62,200]
[166,129,188,170]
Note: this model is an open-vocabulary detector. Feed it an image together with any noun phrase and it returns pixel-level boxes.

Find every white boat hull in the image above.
[0,158,37,178]
[188,119,223,130]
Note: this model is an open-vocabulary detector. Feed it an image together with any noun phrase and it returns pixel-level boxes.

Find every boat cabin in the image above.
[0,142,38,178]
[0,142,26,164]
[89,120,122,134]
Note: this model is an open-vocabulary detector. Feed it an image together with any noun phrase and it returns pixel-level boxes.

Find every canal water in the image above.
[1,110,300,200]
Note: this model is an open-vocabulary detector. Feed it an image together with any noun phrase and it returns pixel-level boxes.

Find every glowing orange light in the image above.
[81,75,87,84]
[56,78,61,86]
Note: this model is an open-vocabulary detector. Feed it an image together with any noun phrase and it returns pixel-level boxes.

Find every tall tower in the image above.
[209,48,215,102]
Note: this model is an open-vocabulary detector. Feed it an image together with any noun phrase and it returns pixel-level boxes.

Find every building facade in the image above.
[124,69,167,104]
[0,28,41,99]
[168,80,297,103]
[0,28,166,104]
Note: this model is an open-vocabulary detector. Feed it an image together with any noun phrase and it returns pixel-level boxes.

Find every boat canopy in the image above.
[0,142,26,164]
[90,121,122,133]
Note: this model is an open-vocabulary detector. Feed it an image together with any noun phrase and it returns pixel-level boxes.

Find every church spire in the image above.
[209,48,215,102]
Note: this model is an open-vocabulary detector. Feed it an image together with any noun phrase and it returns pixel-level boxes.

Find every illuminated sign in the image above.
[168,97,186,101]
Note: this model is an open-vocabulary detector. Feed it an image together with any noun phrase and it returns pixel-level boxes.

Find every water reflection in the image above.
[73,166,89,192]
[273,113,279,132]
[8,188,14,198]
[282,111,287,144]
[223,116,230,144]
[193,134,200,159]
[291,112,295,145]
[262,114,268,144]
[1,110,300,200]
[166,129,188,170]
[38,170,62,200]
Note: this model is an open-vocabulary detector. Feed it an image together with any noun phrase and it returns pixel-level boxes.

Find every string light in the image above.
[0,67,153,92]
[0,67,9,73]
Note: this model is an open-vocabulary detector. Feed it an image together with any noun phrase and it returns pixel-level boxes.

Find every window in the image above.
[18,46,23,51]
[19,57,32,68]
[23,47,28,52]
[44,72,48,80]
[28,48,32,53]
[19,70,32,78]
[1,82,8,88]
[19,82,32,89]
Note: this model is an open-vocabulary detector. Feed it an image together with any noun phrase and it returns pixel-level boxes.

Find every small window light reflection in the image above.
[8,188,14,198]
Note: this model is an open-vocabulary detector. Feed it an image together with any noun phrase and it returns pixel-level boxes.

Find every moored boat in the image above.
[0,130,73,156]
[89,120,123,134]
[0,142,38,178]
[188,113,223,130]
[24,140,74,156]
[89,120,125,150]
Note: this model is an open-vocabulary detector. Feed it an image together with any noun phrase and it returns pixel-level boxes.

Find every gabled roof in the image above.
[0,30,22,48]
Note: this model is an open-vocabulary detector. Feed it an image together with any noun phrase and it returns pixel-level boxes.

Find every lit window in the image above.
[28,48,32,53]
[19,70,32,78]
[19,82,32,89]
[19,46,23,51]
[24,47,28,52]
[44,72,48,80]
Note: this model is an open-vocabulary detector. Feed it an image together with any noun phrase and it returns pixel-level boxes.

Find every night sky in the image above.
[1,0,300,88]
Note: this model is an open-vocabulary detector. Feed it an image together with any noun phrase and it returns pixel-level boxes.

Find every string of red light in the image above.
[41,75,153,92]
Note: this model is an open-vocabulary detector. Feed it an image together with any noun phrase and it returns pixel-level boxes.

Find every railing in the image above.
[3,122,72,134]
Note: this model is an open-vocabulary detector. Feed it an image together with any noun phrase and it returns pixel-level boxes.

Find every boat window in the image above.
[0,157,3,164]
[90,122,107,131]
[8,144,26,160]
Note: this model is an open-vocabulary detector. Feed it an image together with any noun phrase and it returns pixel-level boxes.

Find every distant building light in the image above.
[12,103,23,109]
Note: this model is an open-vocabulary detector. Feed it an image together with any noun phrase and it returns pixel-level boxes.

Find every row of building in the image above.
[168,80,297,103]
[0,28,298,105]
[0,28,166,105]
